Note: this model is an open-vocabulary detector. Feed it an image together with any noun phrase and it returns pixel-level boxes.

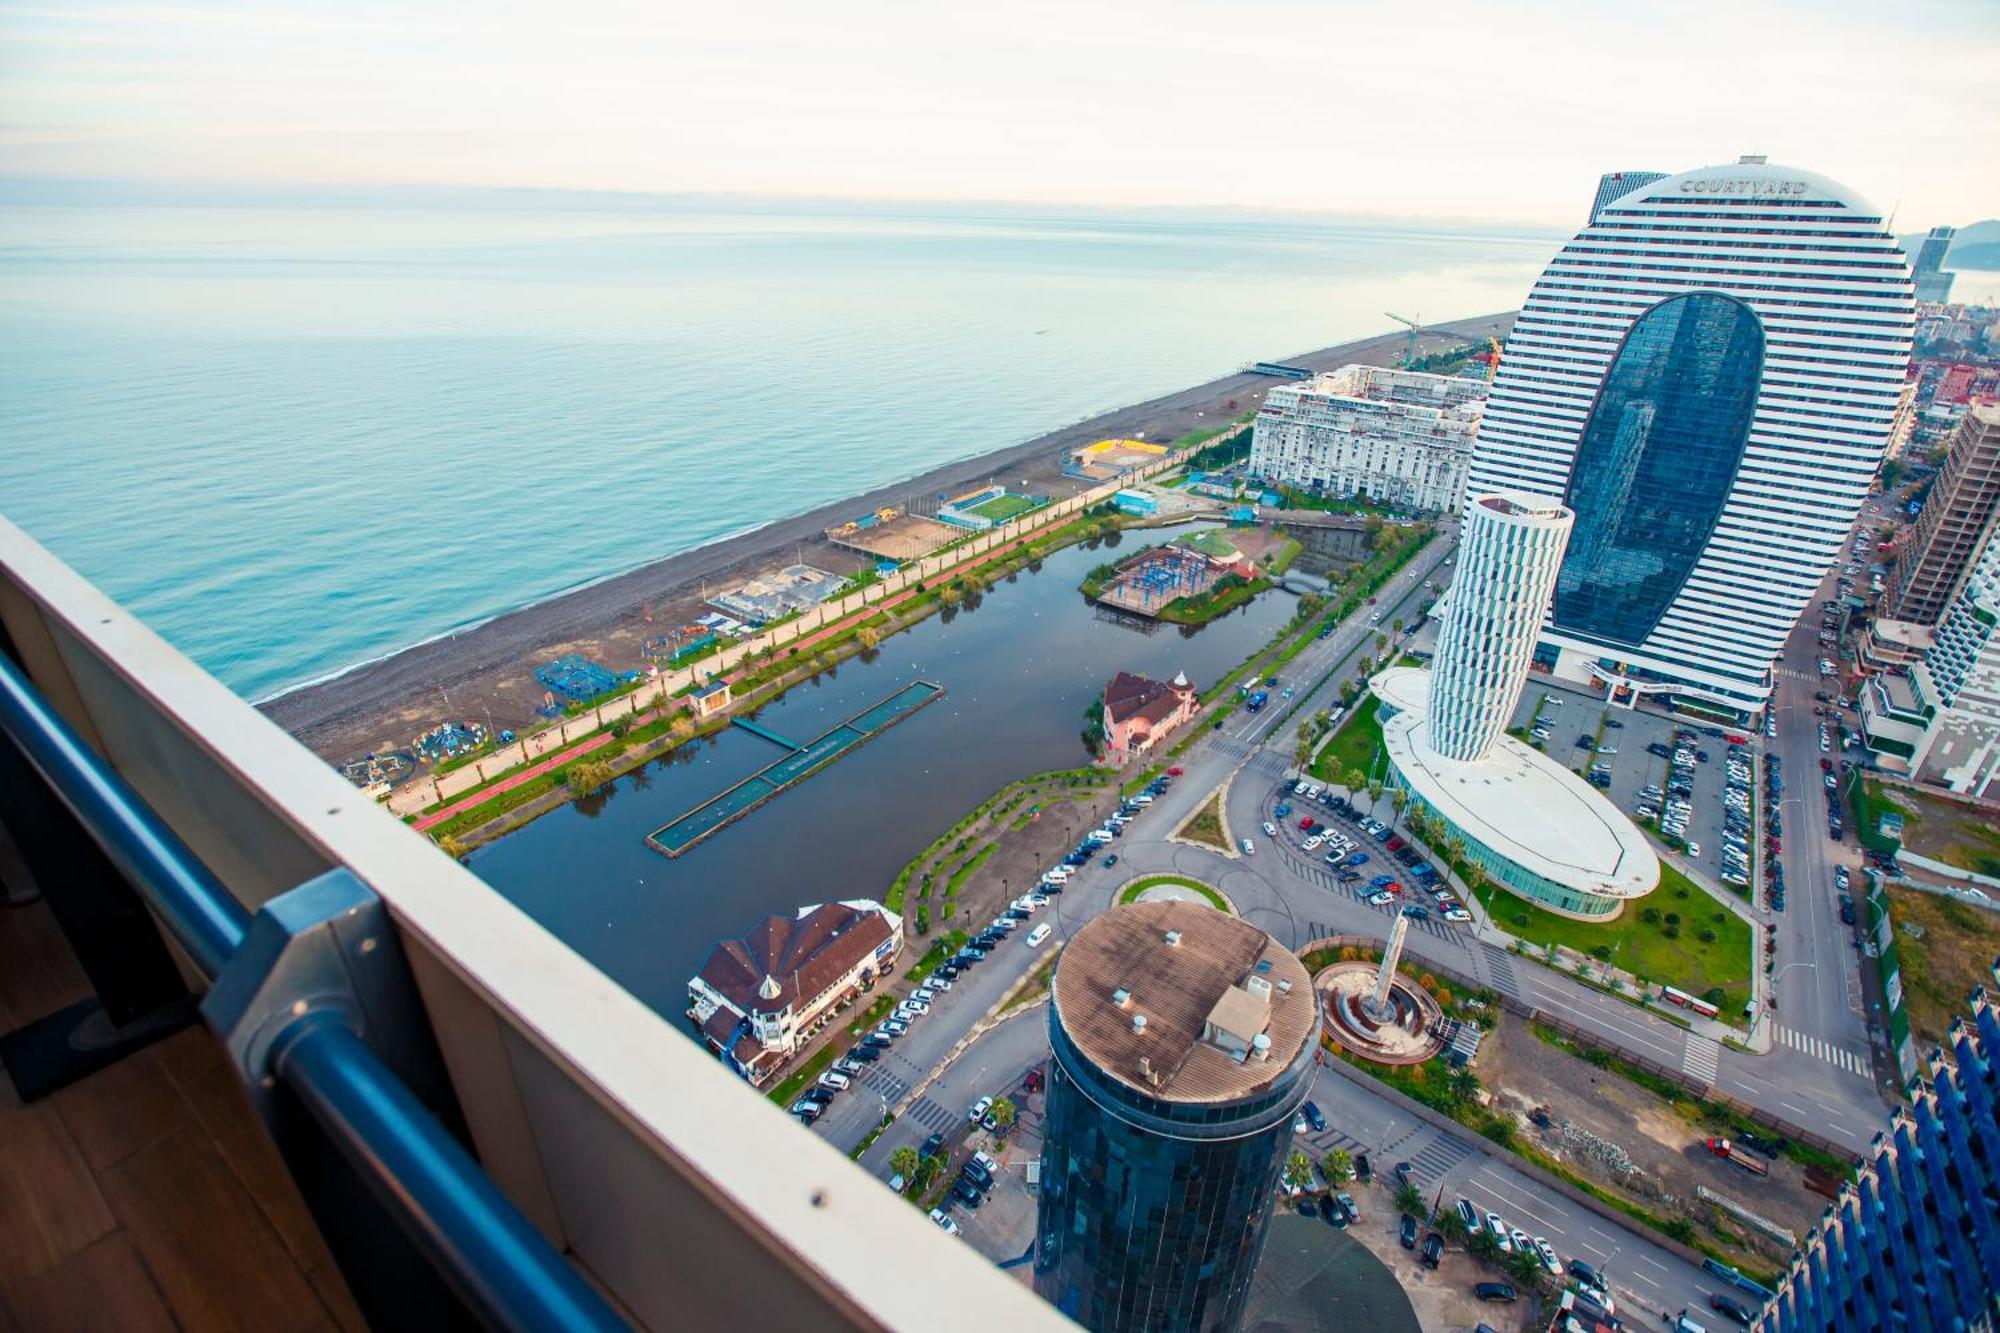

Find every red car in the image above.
[1386,836,1406,851]
[1299,817,1316,831]
[1819,757,1832,771]
[1167,767,1184,777]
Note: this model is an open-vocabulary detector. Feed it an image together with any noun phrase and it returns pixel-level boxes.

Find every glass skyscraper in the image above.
[1469,158,1915,718]
[1034,902,1319,1333]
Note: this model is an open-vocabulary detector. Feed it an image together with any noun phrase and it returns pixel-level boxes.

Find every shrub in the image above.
[1675,886,1691,900]
[1698,928,1717,943]
[1664,912,1681,926]
[1641,907,1661,924]
[1703,987,1726,1006]
[1663,923,1680,939]
[1591,944,1612,961]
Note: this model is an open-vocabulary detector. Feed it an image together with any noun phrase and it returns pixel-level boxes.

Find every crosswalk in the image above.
[904,1095,954,1131]
[1773,1024,1871,1075]
[1484,947,1522,1003]
[864,1068,910,1101]
[1403,1132,1475,1187]
[1682,1033,1721,1085]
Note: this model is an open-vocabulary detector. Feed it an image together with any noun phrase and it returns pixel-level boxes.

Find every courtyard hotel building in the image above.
[1250,364,1484,514]
[1467,158,1916,720]
[1372,494,1657,918]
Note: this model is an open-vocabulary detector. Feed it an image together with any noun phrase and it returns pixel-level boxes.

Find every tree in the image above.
[1468,1228,1502,1261]
[1366,779,1384,813]
[989,1096,1017,1133]
[1505,1246,1547,1288]
[1284,1151,1314,1190]
[890,1146,920,1184]
[856,625,882,650]
[1395,1182,1427,1218]
[669,716,695,744]
[1320,1148,1353,1184]
[1432,1206,1471,1243]
[565,757,612,795]
[1295,732,1315,771]
[1391,618,1405,637]
[1375,632,1390,654]
[1344,768,1367,798]
[1388,788,1409,832]
[1445,1066,1480,1111]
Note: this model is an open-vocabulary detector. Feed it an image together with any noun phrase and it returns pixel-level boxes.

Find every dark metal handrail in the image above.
[0,650,250,976]
[0,650,627,1331]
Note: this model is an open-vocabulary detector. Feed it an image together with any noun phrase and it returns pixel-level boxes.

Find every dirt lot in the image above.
[1887,884,2000,1047]
[1479,1014,1821,1263]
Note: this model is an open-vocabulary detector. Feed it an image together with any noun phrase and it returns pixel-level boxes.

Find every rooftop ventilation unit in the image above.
[1132,1013,1148,1034]
[1112,988,1131,1007]
[1164,930,1182,947]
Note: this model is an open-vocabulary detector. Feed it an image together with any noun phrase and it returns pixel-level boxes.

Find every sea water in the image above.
[0,202,1554,700]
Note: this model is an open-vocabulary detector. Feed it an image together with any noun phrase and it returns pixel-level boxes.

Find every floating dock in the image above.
[645,680,945,857]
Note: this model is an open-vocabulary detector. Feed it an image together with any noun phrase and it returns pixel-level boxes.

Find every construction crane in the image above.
[1485,335,1504,381]
[1385,312,1423,367]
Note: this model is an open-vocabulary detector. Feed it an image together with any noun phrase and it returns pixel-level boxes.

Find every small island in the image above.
[1080,526,1297,625]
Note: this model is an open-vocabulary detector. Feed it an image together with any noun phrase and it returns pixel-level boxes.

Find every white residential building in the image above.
[1250,364,1484,514]
[1467,158,1916,719]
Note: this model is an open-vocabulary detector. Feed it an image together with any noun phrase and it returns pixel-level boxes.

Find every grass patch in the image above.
[1866,779,2000,876]
[851,1112,895,1161]
[906,930,969,984]
[1118,876,1231,912]
[1475,862,1752,1012]
[1309,695,1384,785]
[1885,884,2000,1047]
[1179,792,1230,850]
[766,1043,839,1106]
[1001,948,1063,1015]
[1159,574,1269,625]
[1845,776,1906,855]
[967,492,1043,522]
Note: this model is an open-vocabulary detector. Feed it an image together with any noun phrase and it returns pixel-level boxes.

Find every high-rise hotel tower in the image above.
[1467,158,1915,719]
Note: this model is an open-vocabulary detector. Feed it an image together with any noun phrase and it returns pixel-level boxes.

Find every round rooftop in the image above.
[1371,668,1657,902]
[1051,901,1317,1105]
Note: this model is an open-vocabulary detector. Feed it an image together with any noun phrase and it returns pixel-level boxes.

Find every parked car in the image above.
[928,1208,960,1235]
[969,1095,993,1123]
[1420,1232,1444,1268]
[1303,1101,1328,1133]
[1240,838,1256,855]
[1400,1214,1419,1248]
[950,1178,983,1209]
[1474,1282,1517,1303]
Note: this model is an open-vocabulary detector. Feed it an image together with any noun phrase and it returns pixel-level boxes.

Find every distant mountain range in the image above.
[1902,219,2000,271]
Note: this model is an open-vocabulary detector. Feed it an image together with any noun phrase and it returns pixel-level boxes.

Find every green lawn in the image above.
[1309,695,1384,785]
[1118,875,1232,912]
[968,492,1041,522]
[1473,861,1753,1012]
[766,1043,839,1106]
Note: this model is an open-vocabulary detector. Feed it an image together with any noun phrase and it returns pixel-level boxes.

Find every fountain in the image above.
[1315,911,1446,1065]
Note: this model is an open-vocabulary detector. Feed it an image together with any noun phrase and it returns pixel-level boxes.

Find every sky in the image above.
[2,0,1996,229]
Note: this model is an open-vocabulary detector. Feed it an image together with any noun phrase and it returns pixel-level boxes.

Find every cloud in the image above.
[0,0,1994,226]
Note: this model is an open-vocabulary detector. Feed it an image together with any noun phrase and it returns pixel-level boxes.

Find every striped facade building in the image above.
[1467,157,1916,718]
[1753,984,2000,1333]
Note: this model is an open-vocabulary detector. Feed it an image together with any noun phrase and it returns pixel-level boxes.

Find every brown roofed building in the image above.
[1101,669,1198,764]
[687,899,902,1084]
[1888,404,2000,626]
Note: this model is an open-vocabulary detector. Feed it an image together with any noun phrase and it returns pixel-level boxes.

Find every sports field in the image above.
[967,492,1042,522]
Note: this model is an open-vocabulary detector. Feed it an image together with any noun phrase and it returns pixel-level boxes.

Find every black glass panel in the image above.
[1554,292,1763,646]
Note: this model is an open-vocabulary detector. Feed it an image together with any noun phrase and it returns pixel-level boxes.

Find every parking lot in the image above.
[1507,680,1755,891]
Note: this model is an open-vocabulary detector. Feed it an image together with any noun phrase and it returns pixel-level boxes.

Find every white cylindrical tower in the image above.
[1428,493,1574,762]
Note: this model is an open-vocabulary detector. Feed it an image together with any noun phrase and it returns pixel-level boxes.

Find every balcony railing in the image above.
[0,515,1064,1331]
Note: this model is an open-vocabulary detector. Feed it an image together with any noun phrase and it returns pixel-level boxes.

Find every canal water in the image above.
[468,520,1302,1015]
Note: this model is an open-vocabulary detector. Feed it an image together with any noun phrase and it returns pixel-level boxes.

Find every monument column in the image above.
[1366,910,1410,1022]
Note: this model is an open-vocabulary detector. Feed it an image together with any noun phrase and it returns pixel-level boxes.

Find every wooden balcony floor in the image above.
[0,894,364,1332]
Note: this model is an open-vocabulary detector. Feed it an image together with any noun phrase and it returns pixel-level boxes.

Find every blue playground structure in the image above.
[534,654,619,702]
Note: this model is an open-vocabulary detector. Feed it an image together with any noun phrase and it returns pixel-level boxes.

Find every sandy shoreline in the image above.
[261,312,1513,763]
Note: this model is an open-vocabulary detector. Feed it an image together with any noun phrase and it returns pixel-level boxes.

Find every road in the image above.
[794,511,1897,1317]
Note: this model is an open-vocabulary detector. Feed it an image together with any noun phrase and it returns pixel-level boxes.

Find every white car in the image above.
[898,1000,929,1017]
[1444,908,1472,923]
[969,1096,993,1123]
[928,1208,960,1235]
[1304,835,1324,851]
[1485,1213,1511,1251]
[818,1071,851,1091]
[928,976,952,991]
[1262,821,1278,837]
[1509,1227,1533,1256]
[1533,1237,1562,1276]
[1026,923,1052,947]
[1687,842,1702,858]
[1367,890,1395,906]
[1241,838,1256,856]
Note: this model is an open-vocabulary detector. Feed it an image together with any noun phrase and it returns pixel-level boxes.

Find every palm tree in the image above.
[989,1096,1017,1133]
[1391,617,1404,637]
[890,1145,920,1184]
[1395,1182,1427,1218]
[1366,779,1384,815]
[1505,1247,1548,1289]
[1343,768,1367,800]
[1320,1148,1353,1184]
[1467,1228,1501,1262]
[1445,1066,1480,1111]
[1388,788,1409,834]
[1284,1151,1314,1190]
[1432,1207,1471,1244]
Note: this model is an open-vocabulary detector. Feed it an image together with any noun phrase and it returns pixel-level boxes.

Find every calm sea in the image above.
[0,203,1554,700]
